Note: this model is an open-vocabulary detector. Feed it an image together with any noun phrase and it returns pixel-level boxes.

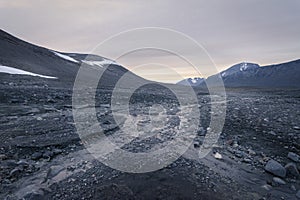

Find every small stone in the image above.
[68,178,76,183]
[31,152,42,160]
[288,152,300,162]
[285,162,300,178]
[17,160,29,167]
[36,117,43,121]
[43,151,53,159]
[248,149,256,156]
[265,159,286,178]
[101,104,110,108]
[10,168,22,177]
[269,131,276,136]
[226,139,233,146]
[262,184,272,191]
[0,154,7,160]
[52,149,63,155]
[243,158,252,163]
[23,190,44,200]
[194,142,200,148]
[47,98,56,103]
[214,152,222,159]
[67,165,76,171]
[272,177,286,186]
[232,141,239,148]
[293,126,300,130]
[2,179,12,185]
[28,108,40,114]
[235,150,245,158]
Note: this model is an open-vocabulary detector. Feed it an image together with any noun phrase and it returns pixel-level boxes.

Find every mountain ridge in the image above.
[177,59,300,88]
[0,29,145,88]
[1,29,299,89]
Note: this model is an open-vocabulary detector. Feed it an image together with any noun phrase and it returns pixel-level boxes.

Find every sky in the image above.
[1,0,300,83]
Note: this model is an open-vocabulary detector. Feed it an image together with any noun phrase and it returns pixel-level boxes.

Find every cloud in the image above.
[1,0,300,82]
[0,1,29,8]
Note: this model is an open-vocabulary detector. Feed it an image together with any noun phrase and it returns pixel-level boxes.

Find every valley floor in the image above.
[0,83,300,200]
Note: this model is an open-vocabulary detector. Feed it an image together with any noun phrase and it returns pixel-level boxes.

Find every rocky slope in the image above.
[0,29,145,89]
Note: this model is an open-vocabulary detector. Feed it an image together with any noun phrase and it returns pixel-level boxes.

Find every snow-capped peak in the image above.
[239,62,259,71]
[177,77,204,86]
[188,77,203,84]
[190,78,197,84]
[240,62,248,71]
[220,62,260,77]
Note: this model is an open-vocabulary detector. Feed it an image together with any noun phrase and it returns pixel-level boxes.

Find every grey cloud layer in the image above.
[1,0,299,82]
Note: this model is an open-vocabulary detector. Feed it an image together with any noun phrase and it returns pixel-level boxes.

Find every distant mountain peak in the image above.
[220,62,260,77]
[238,62,260,71]
[229,62,260,71]
[188,77,203,84]
[177,77,204,86]
[177,59,300,88]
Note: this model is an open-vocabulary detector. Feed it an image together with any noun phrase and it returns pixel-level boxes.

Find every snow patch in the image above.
[53,51,79,63]
[240,62,248,71]
[0,65,57,79]
[214,152,222,159]
[189,78,203,84]
[81,60,119,68]
[191,78,197,84]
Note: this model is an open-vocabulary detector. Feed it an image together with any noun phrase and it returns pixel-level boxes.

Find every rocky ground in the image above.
[0,78,300,200]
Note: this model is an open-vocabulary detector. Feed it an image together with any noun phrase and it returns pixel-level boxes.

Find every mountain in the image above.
[177,61,300,88]
[0,29,144,88]
[2,29,299,89]
[176,77,205,86]
[219,62,260,78]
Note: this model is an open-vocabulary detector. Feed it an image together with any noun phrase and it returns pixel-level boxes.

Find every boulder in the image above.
[264,159,286,178]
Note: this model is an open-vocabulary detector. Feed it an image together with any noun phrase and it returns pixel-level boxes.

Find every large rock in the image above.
[264,159,286,178]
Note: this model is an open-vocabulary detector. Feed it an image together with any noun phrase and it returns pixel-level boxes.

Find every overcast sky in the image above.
[1,0,300,82]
